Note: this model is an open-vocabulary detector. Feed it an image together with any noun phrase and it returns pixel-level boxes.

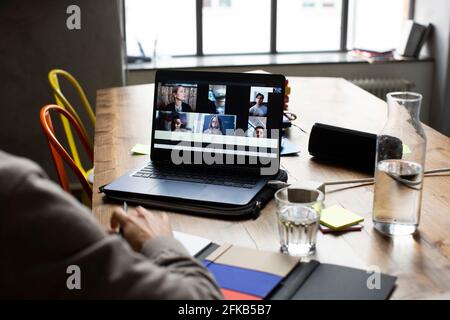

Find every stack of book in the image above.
[350,48,395,63]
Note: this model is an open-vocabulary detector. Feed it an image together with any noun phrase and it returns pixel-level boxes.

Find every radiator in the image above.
[348,78,415,101]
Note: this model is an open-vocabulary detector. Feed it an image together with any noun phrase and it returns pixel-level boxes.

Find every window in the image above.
[347,0,411,51]
[277,0,343,52]
[125,0,197,57]
[203,0,271,54]
[125,0,412,59]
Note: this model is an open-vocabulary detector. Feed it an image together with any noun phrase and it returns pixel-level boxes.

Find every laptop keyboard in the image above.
[131,163,259,189]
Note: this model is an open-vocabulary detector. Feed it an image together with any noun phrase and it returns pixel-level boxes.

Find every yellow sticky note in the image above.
[320,205,364,230]
[130,143,150,155]
[402,144,411,155]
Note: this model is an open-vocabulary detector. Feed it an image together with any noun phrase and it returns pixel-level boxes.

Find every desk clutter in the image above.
[195,243,396,300]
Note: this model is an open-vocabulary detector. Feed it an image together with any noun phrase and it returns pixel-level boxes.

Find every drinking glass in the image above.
[275,187,324,256]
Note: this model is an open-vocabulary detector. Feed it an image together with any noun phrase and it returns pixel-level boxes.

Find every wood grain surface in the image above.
[93,77,450,299]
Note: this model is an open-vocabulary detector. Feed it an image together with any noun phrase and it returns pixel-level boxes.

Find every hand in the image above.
[110,206,173,251]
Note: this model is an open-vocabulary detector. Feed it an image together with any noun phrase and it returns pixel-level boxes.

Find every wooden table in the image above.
[94,77,450,299]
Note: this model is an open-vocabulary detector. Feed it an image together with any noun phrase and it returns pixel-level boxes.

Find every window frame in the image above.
[125,0,414,58]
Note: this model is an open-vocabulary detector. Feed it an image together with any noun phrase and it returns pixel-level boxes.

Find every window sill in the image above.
[126,52,432,71]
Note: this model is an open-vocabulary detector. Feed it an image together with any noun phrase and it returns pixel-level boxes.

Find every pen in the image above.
[119,201,128,237]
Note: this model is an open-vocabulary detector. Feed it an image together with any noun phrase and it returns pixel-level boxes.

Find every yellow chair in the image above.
[48,69,95,182]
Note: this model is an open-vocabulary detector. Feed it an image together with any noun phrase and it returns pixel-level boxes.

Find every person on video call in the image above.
[170,115,184,132]
[203,115,224,135]
[165,86,193,112]
[253,126,265,139]
[249,93,267,117]
[209,86,226,114]
[0,150,222,299]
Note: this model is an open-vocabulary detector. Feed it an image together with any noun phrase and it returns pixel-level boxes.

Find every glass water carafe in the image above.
[372,92,427,236]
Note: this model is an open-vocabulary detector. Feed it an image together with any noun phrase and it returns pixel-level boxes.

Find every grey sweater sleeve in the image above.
[0,151,222,299]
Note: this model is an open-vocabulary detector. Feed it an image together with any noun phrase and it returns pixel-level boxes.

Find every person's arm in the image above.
[0,154,222,299]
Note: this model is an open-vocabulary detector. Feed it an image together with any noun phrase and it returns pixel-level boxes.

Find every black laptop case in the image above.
[100,169,287,220]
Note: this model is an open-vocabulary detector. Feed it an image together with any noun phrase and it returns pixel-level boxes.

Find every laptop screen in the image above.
[151,70,285,171]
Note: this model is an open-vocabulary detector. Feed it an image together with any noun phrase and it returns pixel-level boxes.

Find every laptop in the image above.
[102,70,286,206]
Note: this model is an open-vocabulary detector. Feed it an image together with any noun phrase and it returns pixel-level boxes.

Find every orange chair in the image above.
[40,104,93,202]
[48,69,95,186]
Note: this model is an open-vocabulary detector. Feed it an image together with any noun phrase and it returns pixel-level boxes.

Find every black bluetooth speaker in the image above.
[308,123,403,173]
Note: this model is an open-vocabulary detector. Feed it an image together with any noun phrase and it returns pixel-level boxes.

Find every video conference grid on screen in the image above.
[153,81,283,159]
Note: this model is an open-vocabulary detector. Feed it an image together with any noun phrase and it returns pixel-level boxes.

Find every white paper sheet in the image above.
[173,231,212,257]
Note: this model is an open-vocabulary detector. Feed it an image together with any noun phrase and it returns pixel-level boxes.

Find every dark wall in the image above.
[0,0,124,180]
[415,0,450,136]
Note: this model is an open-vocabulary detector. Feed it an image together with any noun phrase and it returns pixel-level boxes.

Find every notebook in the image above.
[195,243,397,300]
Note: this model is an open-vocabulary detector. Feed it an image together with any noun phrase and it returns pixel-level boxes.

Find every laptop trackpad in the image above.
[150,180,207,199]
